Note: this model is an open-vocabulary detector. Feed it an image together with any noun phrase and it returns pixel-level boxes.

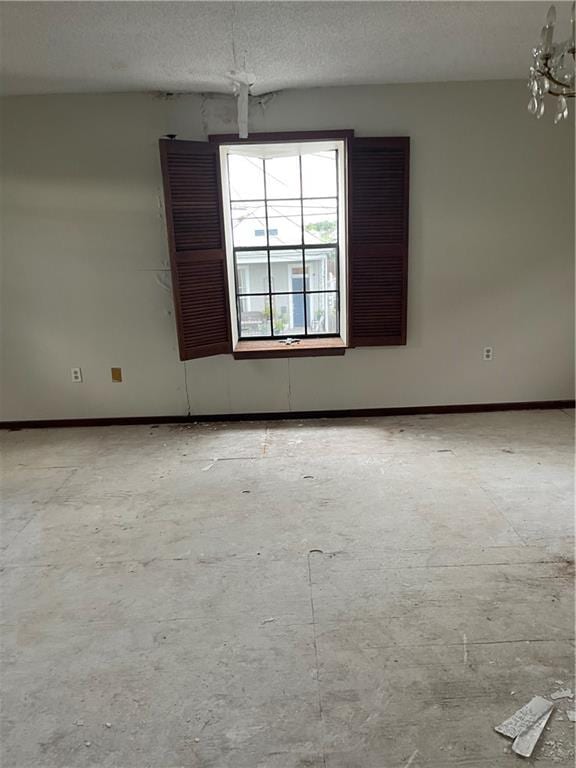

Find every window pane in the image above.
[231,202,266,247]
[228,155,264,200]
[304,248,337,291]
[303,199,337,245]
[265,155,300,199]
[235,250,269,294]
[266,201,302,246]
[307,291,338,335]
[301,151,337,198]
[238,295,271,338]
[272,293,305,336]
[269,249,303,293]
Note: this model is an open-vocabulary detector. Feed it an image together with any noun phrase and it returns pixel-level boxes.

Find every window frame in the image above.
[212,131,352,352]
[160,131,408,361]
[220,141,346,345]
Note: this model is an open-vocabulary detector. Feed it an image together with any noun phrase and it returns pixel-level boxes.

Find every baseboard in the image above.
[1,400,573,430]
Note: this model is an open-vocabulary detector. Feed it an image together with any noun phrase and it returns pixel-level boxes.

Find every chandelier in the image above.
[528,3,575,122]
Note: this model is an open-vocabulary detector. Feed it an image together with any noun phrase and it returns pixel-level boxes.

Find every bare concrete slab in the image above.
[1,410,574,767]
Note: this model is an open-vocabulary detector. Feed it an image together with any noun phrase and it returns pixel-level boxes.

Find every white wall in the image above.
[1,82,574,420]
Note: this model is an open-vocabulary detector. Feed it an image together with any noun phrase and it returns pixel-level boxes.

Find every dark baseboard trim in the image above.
[1,400,573,430]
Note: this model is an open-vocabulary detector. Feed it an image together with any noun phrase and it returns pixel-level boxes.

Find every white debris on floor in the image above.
[495,696,554,739]
[551,688,574,701]
[495,688,576,760]
[512,708,554,757]
[543,738,575,763]
[495,696,555,758]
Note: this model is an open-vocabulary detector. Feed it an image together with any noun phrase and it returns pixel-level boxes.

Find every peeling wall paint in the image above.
[200,93,236,138]
[155,271,172,292]
[156,191,165,221]
[168,90,279,140]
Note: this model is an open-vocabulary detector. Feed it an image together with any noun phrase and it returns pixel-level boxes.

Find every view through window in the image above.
[224,145,341,339]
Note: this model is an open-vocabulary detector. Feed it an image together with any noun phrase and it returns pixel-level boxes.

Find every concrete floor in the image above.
[1,409,574,768]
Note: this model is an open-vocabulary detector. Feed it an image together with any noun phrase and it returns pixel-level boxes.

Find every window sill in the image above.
[233,338,347,359]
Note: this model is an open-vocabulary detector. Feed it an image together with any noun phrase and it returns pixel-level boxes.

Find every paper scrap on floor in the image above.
[512,708,554,757]
[495,696,554,739]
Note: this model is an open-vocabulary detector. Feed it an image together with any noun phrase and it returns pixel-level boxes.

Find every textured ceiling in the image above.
[0,1,567,97]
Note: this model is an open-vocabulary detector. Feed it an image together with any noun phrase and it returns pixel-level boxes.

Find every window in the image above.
[159,132,409,360]
[220,141,346,344]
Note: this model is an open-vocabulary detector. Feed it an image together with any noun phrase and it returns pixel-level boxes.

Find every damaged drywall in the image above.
[154,271,172,292]
[164,90,278,140]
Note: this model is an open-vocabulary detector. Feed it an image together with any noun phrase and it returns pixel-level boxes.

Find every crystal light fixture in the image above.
[528,3,575,122]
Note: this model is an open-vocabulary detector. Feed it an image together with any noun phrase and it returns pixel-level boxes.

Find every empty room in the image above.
[1,1,575,766]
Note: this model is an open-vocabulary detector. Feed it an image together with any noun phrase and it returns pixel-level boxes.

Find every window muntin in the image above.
[225,146,341,341]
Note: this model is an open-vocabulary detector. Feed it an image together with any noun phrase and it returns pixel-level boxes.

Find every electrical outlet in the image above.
[71,367,83,383]
[483,346,493,361]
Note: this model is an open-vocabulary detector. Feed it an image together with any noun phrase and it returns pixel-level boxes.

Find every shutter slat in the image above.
[349,137,409,347]
[159,139,231,361]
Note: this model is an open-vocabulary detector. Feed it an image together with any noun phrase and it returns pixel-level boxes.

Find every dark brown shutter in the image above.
[159,139,231,360]
[348,137,409,346]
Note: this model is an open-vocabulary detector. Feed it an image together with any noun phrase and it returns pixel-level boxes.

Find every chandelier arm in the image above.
[547,90,576,97]
[537,63,575,92]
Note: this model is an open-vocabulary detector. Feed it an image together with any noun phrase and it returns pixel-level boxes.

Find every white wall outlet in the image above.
[483,346,493,361]
[71,367,83,382]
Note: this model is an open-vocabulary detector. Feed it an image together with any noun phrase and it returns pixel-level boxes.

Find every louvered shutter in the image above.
[159,139,232,360]
[348,137,410,346]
